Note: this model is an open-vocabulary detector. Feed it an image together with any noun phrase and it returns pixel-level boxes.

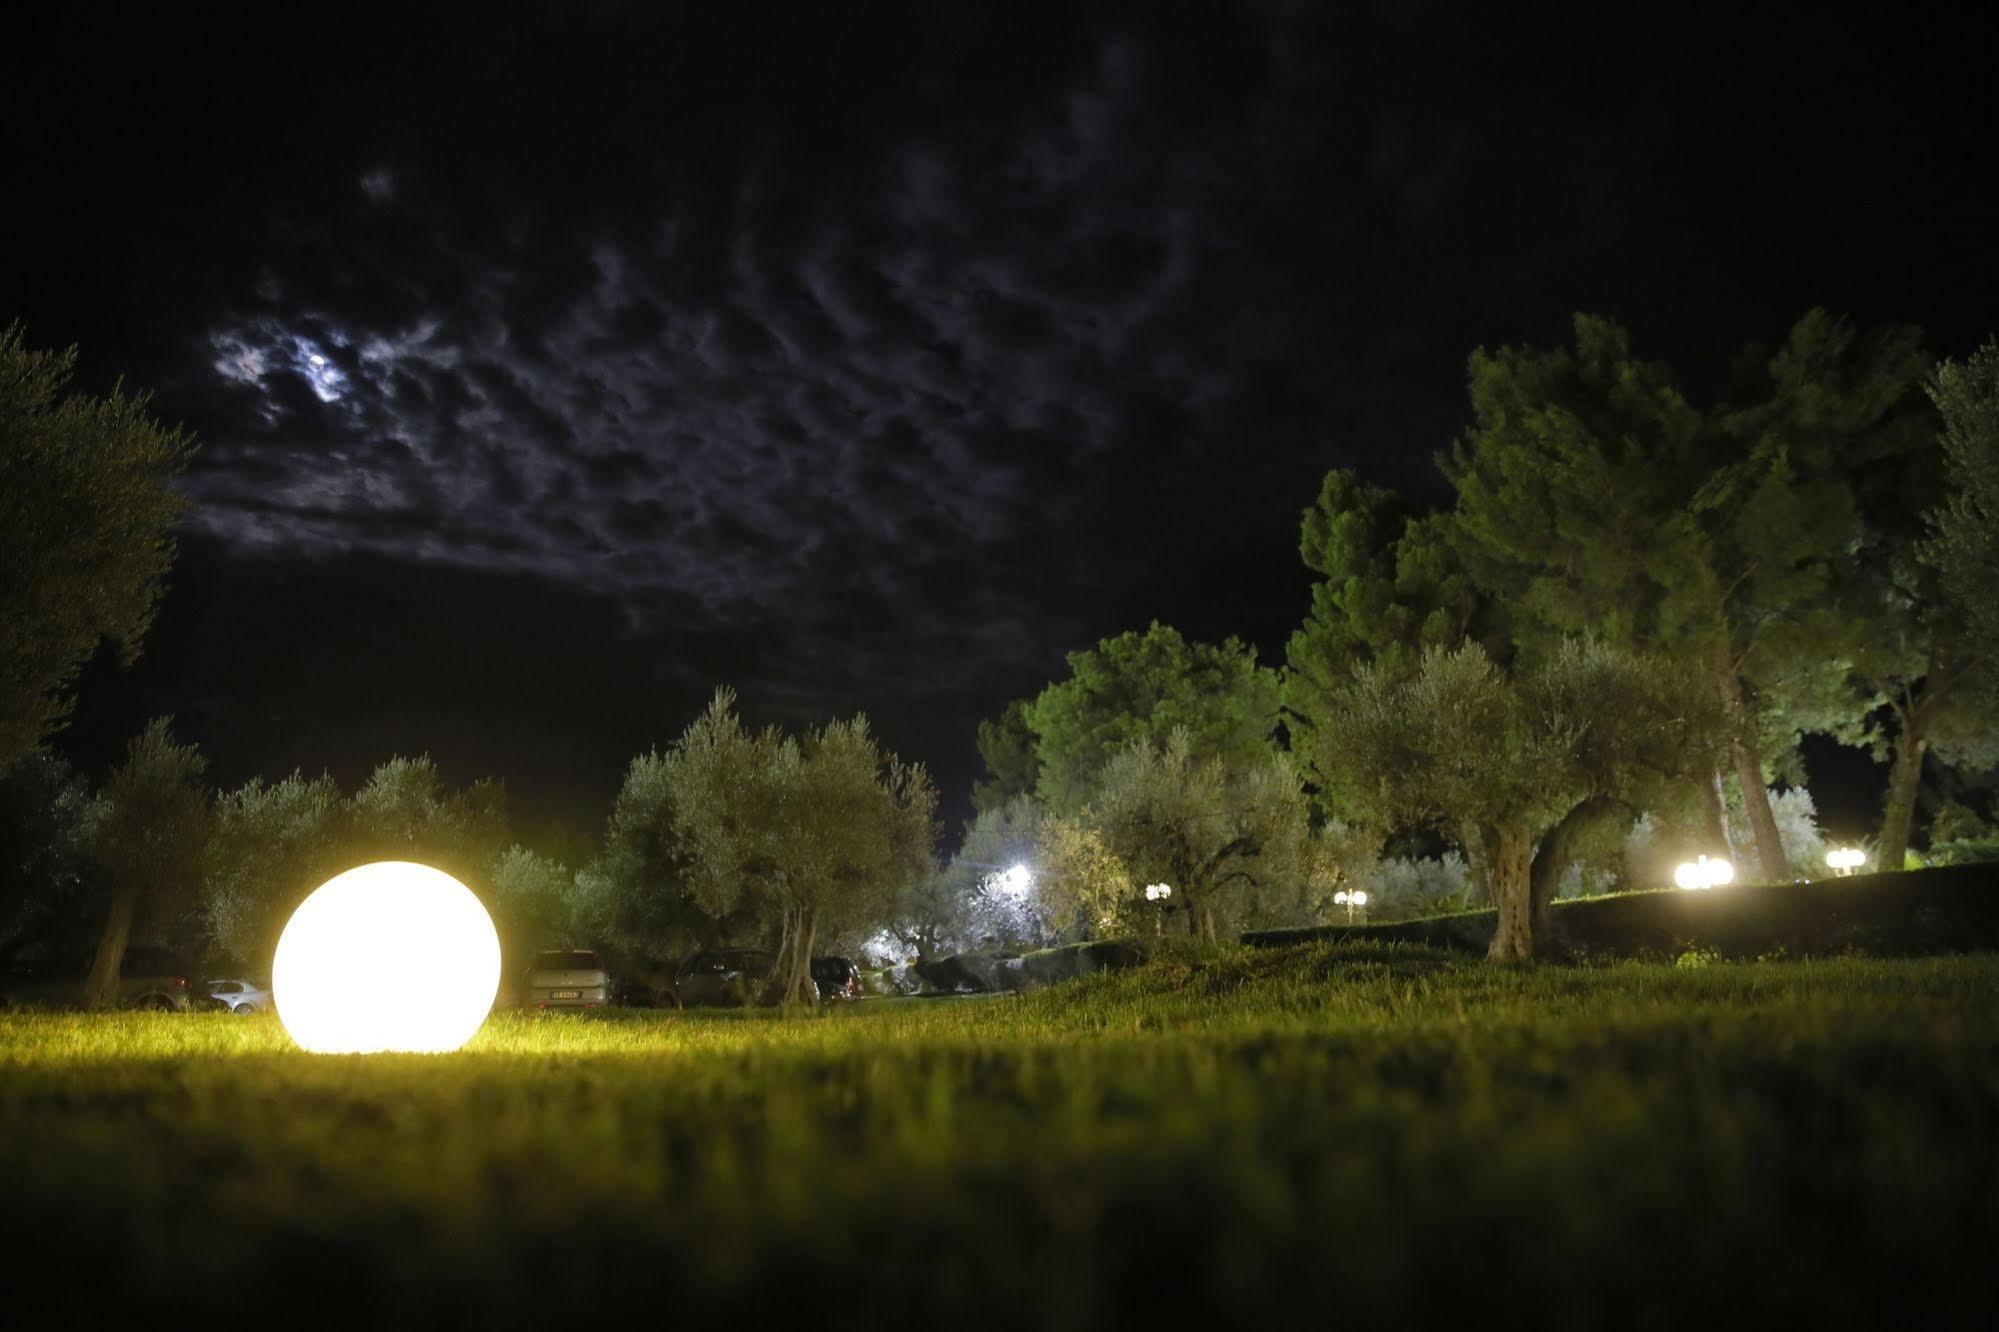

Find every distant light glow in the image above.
[272,861,500,1053]
[1825,847,1867,875]
[997,863,1033,895]
[291,337,349,401]
[1674,855,1735,890]
[1144,882,1173,901]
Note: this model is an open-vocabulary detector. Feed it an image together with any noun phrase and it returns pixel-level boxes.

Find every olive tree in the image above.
[1313,641,1721,960]
[202,771,346,970]
[347,755,508,889]
[487,845,582,970]
[82,719,210,1008]
[1086,731,1330,943]
[1,327,194,774]
[664,691,936,1005]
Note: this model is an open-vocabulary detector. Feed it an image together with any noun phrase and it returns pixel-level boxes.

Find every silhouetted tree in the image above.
[82,720,209,1008]
[1,326,194,774]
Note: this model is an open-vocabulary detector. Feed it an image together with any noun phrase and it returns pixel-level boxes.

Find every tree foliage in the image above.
[202,771,345,969]
[663,691,937,1003]
[1312,641,1721,959]
[1926,341,1999,659]
[581,750,712,963]
[938,795,1133,951]
[1283,469,1503,792]
[1089,730,1330,942]
[970,699,1041,816]
[487,845,582,970]
[0,752,94,955]
[1026,622,1280,812]
[347,755,509,888]
[0,326,195,775]
[82,719,210,1007]
[1438,310,1921,882]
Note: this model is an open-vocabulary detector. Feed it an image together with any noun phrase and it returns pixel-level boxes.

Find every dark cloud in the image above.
[4,1,1996,829]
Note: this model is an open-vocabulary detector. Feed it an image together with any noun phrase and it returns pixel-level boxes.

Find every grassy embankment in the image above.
[3,945,1996,1328]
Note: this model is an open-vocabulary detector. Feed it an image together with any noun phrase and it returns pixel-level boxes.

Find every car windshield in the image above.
[533,951,601,971]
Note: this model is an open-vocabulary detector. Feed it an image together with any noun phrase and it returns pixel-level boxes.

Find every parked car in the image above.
[811,955,860,1002]
[0,943,201,1011]
[522,949,610,1010]
[206,978,272,1013]
[669,948,785,1008]
[609,975,655,1008]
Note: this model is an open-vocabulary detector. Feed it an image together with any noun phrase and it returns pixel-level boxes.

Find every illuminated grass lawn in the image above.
[3,946,1995,1328]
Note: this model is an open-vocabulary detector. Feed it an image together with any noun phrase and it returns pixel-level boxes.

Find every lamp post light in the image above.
[1144,882,1173,935]
[1673,855,1735,890]
[1825,847,1866,877]
[998,863,1034,894]
[1334,888,1369,924]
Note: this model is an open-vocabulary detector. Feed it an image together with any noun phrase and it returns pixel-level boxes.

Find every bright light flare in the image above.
[1825,847,1866,874]
[272,861,500,1054]
[998,864,1034,894]
[1674,855,1734,890]
[1145,882,1173,901]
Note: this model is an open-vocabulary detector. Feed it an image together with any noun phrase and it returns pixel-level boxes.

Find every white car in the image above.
[207,977,271,1013]
[522,950,610,1010]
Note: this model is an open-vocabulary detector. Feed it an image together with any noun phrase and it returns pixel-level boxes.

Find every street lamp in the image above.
[1825,847,1866,877]
[998,863,1034,894]
[1334,888,1369,924]
[1673,855,1735,890]
[1144,882,1173,934]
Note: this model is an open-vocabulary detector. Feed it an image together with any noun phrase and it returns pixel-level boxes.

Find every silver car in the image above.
[522,949,610,1010]
[206,977,272,1013]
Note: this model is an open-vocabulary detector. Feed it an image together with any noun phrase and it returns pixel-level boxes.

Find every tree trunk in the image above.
[1460,836,1494,907]
[83,883,140,1011]
[1528,796,1623,942]
[1714,648,1790,883]
[786,907,819,1006]
[1481,825,1536,962]
[1876,662,1951,874]
[1876,720,1928,873]
[1168,882,1218,943]
[1698,770,1736,862]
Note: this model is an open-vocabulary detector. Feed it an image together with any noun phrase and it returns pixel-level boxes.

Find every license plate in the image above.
[552,989,580,999]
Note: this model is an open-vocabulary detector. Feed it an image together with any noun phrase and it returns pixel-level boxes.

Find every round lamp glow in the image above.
[1674,855,1734,890]
[272,861,500,1053]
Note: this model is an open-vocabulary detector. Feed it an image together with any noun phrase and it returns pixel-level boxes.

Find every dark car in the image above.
[609,975,656,1008]
[670,948,782,1008]
[0,943,202,1011]
[811,955,860,1002]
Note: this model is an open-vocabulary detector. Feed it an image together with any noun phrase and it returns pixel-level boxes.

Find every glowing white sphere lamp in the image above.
[272,861,501,1054]
[1674,855,1734,890]
[1826,847,1866,876]
[999,863,1034,894]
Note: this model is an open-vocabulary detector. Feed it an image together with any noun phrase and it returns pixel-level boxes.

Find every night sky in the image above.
[4,3,1994,846]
